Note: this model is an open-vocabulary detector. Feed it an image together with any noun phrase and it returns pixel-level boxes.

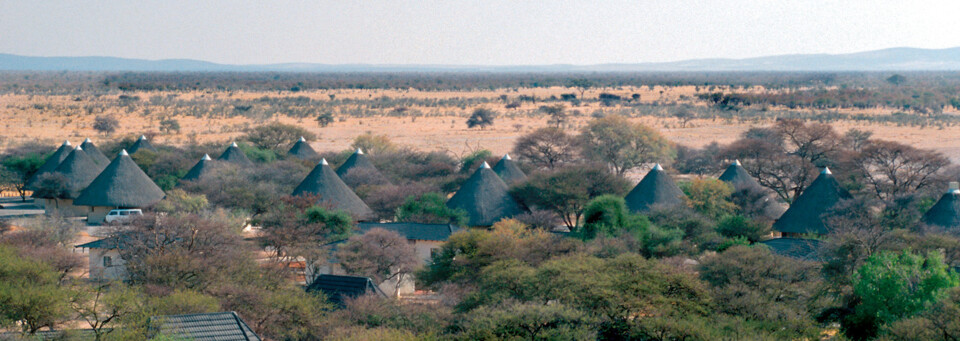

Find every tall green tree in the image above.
[0,247,71,335]
[845,250,960,339]
[1,153,45,201]
[511,165,629,229]
[578,116,673,176]
[395,192,468,225]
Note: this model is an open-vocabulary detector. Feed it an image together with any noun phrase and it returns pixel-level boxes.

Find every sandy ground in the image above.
[3,87,960,161]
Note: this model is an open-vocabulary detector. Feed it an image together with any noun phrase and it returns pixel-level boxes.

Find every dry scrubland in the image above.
[4,84,960,161]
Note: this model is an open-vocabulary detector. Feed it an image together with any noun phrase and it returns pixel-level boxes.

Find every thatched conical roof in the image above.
[336,148,389,185]
[492,154,527,185]
[38,146,108,199]
[128,135,158,155]
[773,168,851,235]
[922,184,960,229]
[625,164,686,213]
[181,154,213,181]
[446,162,523,226]
[288,137,318,160]
[217,142,253,166]
[27,140,73,190]
[74,150,165,207]
[293,159,373,219]
[80,138,110,165]
[719,160,760,191]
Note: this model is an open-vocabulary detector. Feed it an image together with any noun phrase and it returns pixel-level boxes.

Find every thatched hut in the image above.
[492,154,526,185]
[446,162,522,226]
[773,167,851,237]
[35,146,107,216]
[293,159,373,220]
[217,142,253,166]
[26,140,72,191]
[922,182,960,230]
[74,150,166,223]
[128,135,158,155]
[181,154,214,182]
[625,164,686,213]
[287,136,318,160]
[336,148,390,185]
[80,138,110,165]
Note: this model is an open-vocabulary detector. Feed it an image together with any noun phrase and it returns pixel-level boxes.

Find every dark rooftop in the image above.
[151,311,260,341]
[358,222,460,242]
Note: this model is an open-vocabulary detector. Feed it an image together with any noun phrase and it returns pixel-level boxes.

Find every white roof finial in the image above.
[949,182,959,194]
[63,140,72,146]
[139,135,146,140]
[230,141,238,147]
[822,167,832,175]
[83,138,92,143]
[733,159,741,166]
[119,149,129,156]
[653,163,663,171]
[481,161,491,169]
[321,158,329,166]
[356,148,364,155]
[299,136,306,142]
[502,154,512,160]
[75,146,83,151]
[202,154,212,161]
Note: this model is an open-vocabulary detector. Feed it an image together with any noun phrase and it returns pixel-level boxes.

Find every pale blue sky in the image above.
[1,1,958,65]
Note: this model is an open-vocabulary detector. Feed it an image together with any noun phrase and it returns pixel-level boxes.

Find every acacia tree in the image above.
[512,127,578,169]
[335,228,420,297]
[70,282,143,341]
[569,78,593,100]
[0,247,71,335]
[539,104,567,128]
[723,121,841,201]
[849,140,948,201]
[1,152,45,201]
[511,165,629,229]
[243,122,316,151]
[578,116,673,176]
[467,108,496,130]
[255,195,353,285]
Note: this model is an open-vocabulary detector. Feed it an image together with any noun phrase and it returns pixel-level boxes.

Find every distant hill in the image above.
[3,47,960,72]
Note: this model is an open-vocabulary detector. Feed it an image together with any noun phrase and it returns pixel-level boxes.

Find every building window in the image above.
[103,256,112,267]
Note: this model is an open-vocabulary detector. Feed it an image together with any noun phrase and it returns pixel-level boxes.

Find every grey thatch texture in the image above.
[181,154,213,181]
[446,162,523,226]
[74,150,166,208]
[718,160,760,191]
[26,141,73,190]
[218,142,253,166]
[287,137,318,160]
[335,148,389,183]
[128,135,158,155]
[80,138,110,165]
[492,154,527,185]
[39,147,107,199]
[922,189,960,229]
[625,164,686,213]
[152,311,261,341]
[292,159,374,219]
[773,168,851,235]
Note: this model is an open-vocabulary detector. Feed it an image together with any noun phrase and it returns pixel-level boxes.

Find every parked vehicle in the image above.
[104,209,143,224]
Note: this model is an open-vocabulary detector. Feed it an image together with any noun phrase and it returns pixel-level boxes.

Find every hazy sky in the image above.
[2,1,959,65]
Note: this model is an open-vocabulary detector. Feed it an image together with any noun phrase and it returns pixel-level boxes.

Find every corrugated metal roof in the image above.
[152,311,260,341]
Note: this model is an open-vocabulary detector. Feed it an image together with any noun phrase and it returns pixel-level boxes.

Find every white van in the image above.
[105,209,143,224]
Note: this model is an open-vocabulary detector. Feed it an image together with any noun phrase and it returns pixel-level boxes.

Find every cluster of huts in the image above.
[38,136,960,287]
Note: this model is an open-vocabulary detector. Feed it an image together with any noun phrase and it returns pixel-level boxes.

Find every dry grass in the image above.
[4,86,960,162]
